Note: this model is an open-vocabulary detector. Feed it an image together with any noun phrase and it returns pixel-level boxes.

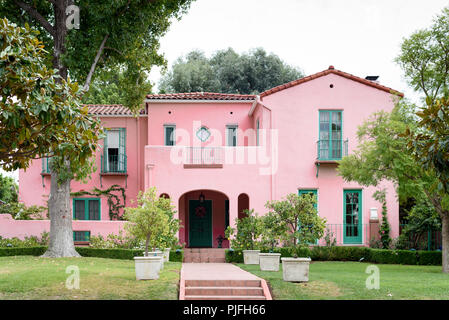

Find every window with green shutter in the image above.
[73,198,101,220]
[102,128,126,173]
[318,110,343,160]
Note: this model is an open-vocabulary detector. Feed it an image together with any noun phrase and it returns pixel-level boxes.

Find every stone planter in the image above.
[281,257,311,282]
[147,251,165,270]
[259,253,281,271]
[163,248,171,262]
[134,256,162,280]
[243,250,260,265]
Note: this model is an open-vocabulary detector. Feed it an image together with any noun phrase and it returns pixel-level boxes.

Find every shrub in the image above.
[0,232,49,247]
[369,249,418,265]
[0,246,46,256]
[169,249,184,262]
[225,249,244,263]
[418,250,442,265]
[225,209,263,250]
[89,230,142,249]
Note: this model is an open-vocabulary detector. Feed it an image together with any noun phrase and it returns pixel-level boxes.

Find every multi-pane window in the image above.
[344,190,362,244]
[319,110,343,160]
[103,128,126,173]
[226,125,238,146]
[73,198,100,220]
[164,125,176,146]
[73,231,91,242]
[41,157,50,173]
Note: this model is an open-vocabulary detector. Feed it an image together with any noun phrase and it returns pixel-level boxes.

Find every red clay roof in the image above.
[146,92,256,101]
[260,66,404,98]
[86,104,146,116]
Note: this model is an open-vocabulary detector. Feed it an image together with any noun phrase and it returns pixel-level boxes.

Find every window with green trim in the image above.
[73,198,101,220]
[103,128,126,173]
[164,124,176,146]
[318,110,343,160]
[41,157,50,173]
[73,231,90,242]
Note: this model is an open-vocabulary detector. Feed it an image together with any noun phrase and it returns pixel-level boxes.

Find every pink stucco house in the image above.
[7,66,403,248]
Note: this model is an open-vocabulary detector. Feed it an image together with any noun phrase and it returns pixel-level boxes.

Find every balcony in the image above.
[101,154,127,174]
[315,139,348,177]
[184,147,224,168]
[316,139,348,161]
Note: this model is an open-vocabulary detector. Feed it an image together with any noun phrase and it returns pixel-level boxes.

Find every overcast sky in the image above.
[3,0,448,182]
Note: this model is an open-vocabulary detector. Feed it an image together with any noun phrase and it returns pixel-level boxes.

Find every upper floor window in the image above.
[318,110,343,160]
[164,124,176,146]
[102,128,126,173]
[73,198,100,220]
[226,125,238,146]
[42,156,50,174]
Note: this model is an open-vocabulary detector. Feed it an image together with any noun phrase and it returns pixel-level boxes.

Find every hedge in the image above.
[225,247,441,266]
[0,246,183,262]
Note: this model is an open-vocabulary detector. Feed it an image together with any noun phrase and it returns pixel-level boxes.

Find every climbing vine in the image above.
[71,184,126,220]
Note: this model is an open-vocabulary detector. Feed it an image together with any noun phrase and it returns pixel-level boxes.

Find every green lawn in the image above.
[0,256,181,300]
[238,261,449,300]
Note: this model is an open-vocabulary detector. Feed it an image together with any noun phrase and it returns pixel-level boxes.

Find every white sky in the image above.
[2,0,448,182]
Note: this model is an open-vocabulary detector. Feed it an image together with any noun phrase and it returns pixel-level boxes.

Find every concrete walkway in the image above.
[179,263,272,300]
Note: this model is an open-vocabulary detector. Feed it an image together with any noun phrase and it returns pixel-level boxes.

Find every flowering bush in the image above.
[0,231,49,247]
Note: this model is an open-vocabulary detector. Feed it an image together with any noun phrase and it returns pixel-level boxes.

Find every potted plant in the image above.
[157,212,181,263]
[225,209,263,264]
[124,188,175,280]
[266,193,326,282]
[258,212,284,271]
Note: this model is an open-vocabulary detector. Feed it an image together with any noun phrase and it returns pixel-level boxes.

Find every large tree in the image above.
[0,0,193,257]
[337,103,449,271]
[395,6,449,272]
[159,47,303,94]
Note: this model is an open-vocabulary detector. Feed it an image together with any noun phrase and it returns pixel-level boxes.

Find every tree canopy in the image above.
[158,47,303,94]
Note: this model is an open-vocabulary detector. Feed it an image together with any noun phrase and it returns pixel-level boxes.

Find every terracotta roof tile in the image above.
[260,66,404,98]
[85,104,146,116]
[146,92,256,101]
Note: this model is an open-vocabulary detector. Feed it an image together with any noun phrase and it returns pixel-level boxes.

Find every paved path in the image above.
[182,263,261,281]
[179,263,272,300]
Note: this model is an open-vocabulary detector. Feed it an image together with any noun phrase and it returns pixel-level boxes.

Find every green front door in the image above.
[343,190,362,244]
[189,200,212,247]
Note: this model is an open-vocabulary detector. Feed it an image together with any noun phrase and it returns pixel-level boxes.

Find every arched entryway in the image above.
[178,190,230,248]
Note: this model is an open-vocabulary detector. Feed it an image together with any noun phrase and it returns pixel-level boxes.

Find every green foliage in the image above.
[168,250,184,263]
[0,202,47,220]
[159,48,303,94]
[373,189,392,249]
[225,246,441,266]
[0,232,49,247]
[71,185,126,220]
[0,246,47,256]
[260,211,285,252]
[395,7,449,103]
[225,209,264,250]
[0,18,104,178]
[418,250,443,265]
[123,187,179,256]
[265,193,326,257]
[89,230,141,249]
[323,228,337,247]
[0,173,17,204]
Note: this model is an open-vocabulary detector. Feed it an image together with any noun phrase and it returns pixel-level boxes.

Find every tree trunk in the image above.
[42,164,80,257]
[145,235,150,257]
[442,213,449,273]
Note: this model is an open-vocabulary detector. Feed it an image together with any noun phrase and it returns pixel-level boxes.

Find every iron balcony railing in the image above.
[101,154,127,173]
[185,147,224,165]
[319,223,369,245]
[317,139,348,161]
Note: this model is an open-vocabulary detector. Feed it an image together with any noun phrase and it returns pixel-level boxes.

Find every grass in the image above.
[238,261,449,300]
[0,256,181,300]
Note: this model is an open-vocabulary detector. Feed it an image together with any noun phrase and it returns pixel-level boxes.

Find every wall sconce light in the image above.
[199,192,205,203]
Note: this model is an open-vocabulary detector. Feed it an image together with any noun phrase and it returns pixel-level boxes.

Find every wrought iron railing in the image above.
[317,139,348,160]
[101,154,127,173]
[399,224,442,251]
[185,147,223,165]
[319,223,369,245]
